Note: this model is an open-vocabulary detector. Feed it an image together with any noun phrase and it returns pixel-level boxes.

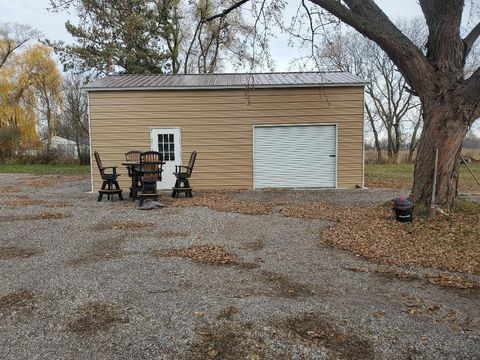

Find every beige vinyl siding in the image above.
[89,87,364,190]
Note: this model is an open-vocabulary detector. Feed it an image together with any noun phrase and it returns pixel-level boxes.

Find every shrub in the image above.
[0,126,20,163]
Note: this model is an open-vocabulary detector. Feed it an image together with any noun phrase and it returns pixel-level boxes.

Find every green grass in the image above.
[365,163,480,192]
[365,163,414,182]
[0,164,90,176]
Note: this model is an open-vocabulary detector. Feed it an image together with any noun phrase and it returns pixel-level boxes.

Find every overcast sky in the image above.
[1,0,426,39]
[0,0,429,72]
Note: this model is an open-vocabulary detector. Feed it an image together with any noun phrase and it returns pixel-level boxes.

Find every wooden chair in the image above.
[94,151,123,201]
[172,151,197,198]
[137,151,164,206]
[125,150,142,199]
[125,151,142,173]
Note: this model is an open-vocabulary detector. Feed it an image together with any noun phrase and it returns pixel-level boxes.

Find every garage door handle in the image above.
[329,154,336,158]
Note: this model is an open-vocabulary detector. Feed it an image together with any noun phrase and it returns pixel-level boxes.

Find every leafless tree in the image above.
[57,75,90,164]
[288,16,425,164]
[183,0,281,73]
[0,23,41,69]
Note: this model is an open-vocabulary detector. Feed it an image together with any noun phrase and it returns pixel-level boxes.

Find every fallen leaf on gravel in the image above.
[44,202,74,208]
[193,311,205,318]
[33,212,71,220]
[307,330,321,338]
[276,313,374,359]
[406,307,417,315]
[372,311,386,319]
[151,245,236,265]
[0,246,42,259]
[160,191,277,215]
[0,212,71,222]
[207,349,218,357]
[375,268,418,281]
[111,222,152,230]
[218,305,239,320]
[260,270,313,298]
[425,273,479,289]
[375,267,480,290]
[191,321,265,360]
[0,290,36,315]
[346,267,369,273]
[282,200,480,276]
[67,236,128,265]
[4,198,42,206]
[24,177,59,188]
[93,222,154,231]
[0,186,20,194]
[67,301,128,335]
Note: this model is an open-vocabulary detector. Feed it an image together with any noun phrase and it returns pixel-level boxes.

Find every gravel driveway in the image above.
[0,174,478,359]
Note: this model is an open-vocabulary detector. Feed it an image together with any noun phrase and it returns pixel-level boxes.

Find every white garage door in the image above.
[253,125,337,188]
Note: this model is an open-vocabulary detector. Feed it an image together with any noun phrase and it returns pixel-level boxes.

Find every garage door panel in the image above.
[254,125,336,188]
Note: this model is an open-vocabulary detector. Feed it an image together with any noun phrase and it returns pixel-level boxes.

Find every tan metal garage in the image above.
[85,72,366,191]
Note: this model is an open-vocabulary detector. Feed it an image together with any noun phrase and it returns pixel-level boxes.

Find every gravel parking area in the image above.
[0,174,479,359]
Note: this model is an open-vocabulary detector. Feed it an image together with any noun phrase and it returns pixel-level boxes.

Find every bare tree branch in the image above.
[48,0,76,11]
[308,0,435,95]
[0,23,41,69]
[184,21,202,73]
[463,21,480,56]
[458,65,480,119]
[203,0,251,22]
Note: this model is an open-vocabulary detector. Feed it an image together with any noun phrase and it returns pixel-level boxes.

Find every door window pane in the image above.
[157,132,176,162]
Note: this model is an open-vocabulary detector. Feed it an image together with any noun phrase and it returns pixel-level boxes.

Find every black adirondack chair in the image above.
[172,151,197,198]
[125,150,142,199]
[137,151,164,206]
[94,151,123,201]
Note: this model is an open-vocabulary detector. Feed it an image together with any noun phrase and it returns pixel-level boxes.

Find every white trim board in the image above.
[87,92,94,193]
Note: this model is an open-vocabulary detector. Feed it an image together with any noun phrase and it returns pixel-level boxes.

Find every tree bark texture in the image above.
[411,97,469,206]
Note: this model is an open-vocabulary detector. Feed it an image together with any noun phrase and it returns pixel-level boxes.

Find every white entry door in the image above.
[151,128,181,189]
[253,124,337,188]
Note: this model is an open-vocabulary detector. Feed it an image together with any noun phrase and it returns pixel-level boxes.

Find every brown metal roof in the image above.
[84,72,367,91]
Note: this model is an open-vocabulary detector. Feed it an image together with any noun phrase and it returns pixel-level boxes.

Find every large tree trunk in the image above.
[410,99,469,207]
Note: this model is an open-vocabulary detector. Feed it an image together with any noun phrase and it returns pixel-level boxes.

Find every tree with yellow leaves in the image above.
[0,51,38,145]
[0,39,62,157]
[22,44,63,153]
